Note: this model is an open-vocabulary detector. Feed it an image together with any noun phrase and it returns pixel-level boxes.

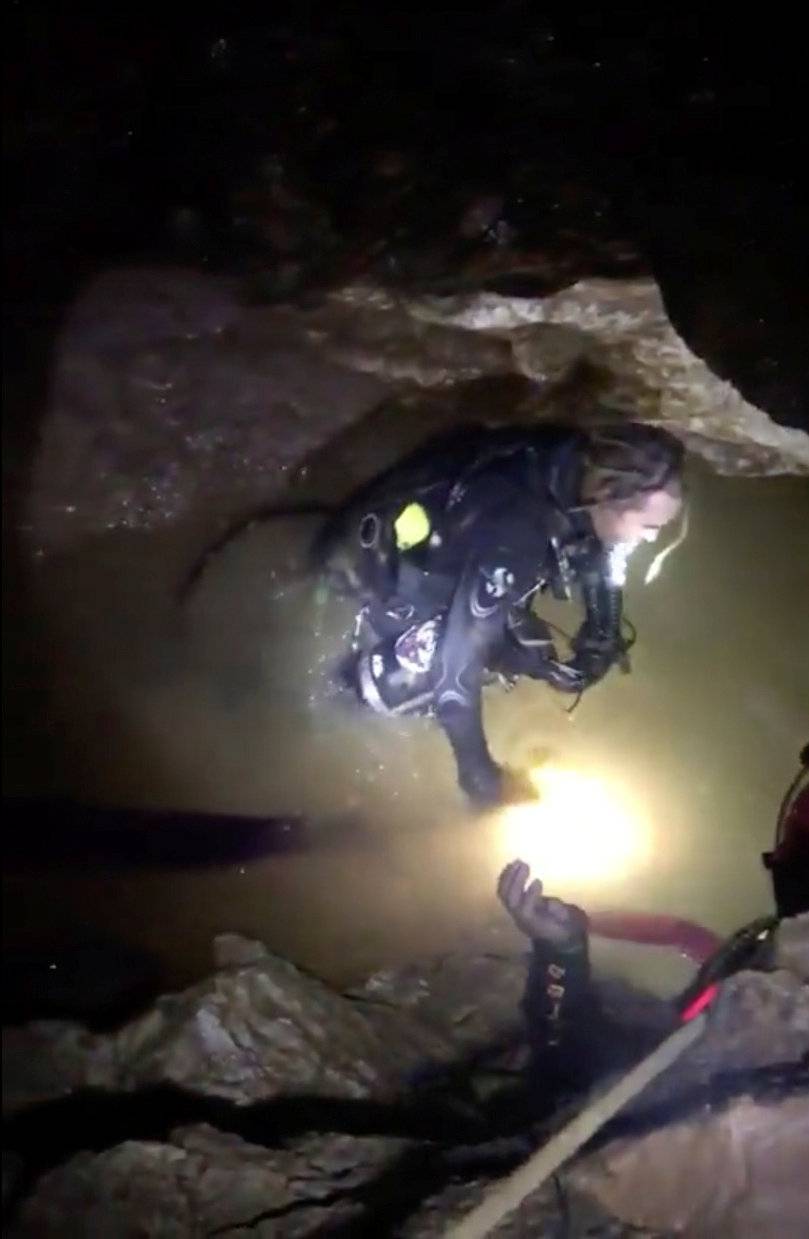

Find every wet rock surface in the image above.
[27,267,388,551]
[402,918,809,1238]
[10,1127,411,1239]
[2,936,449,1117]
[570,1095,808,1239]
[9,17,809,563]
[394,281,809,473]
[641,180,808,435]
[4,919,808,1236]
[26,267,809,558]
[7,11,806,453]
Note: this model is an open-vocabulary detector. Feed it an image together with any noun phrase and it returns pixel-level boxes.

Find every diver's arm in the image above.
[497,862,603,1102]
[497,558,622,694]
[501,606,586,694]
[433,549,530,805]
[522,930,604,1103]
[569,555,628,686]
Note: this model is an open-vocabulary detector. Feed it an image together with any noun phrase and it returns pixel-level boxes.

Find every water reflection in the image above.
[3,469,807,1001]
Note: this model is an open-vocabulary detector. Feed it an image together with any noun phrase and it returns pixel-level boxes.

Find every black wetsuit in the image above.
[321,426,630,804]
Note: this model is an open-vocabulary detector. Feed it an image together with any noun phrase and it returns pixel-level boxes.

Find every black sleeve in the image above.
[522,931,609,1104]
[430,468,556,797]
[570,552,628,684]
[432,536,538,799]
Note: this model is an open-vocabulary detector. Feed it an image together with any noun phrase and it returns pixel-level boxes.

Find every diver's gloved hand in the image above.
[497,859,588,947]
[459,758,507,809]
[499,765,541,805]
[541,659,588,695]
[460,759,541,809]
[567,634,628,687]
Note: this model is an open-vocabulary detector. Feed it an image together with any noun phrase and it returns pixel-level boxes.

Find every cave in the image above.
[3,7,808,1236]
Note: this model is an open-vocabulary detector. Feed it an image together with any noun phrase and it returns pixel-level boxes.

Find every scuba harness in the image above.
[346,436,639,718]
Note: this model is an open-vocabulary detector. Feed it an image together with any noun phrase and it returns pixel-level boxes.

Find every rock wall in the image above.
[4,918,808,1237]
[27,268,809,556]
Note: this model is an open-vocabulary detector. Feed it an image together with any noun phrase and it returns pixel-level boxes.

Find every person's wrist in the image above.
[548,909,589,953]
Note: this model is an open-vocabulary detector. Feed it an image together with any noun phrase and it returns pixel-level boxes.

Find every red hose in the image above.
[588,910,722,964]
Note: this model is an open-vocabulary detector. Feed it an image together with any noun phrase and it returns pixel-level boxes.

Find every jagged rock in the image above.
[212,932,272,969]
[350,948,529,1053]
[5,919,808,1237]
[27,267,809,556]
[406,921,809,1237]
[2,942,456,1117]
[557,956,809,1238]
[569,1095,809,1239]
[402,1087,809,1239]
[605,961,809,1124]
[109,954,416,1105]
[396,280,809,474]
[350,928,673,1064]
[28,268,388,551]
[9,1125,410,1239]
[3,1022,117,1116]
[401,1178,668,1238]
[315,306,515,386]
[774,911,809,979]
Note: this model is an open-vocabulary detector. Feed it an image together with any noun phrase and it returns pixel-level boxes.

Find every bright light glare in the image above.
[495,765,649,886]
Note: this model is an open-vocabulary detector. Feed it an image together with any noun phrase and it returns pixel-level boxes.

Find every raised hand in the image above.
[497,859,586,945]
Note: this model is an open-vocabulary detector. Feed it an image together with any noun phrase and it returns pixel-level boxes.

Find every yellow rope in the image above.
[443,1012,707,1239]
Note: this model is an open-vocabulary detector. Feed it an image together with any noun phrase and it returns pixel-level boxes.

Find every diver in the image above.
[497,742,809,1114]
[318,421,686,806]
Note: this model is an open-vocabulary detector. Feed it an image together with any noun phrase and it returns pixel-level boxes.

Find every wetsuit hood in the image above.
[541,431,596,546]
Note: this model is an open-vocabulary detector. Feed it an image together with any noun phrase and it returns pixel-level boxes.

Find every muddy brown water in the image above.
[3,454,808,1002]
